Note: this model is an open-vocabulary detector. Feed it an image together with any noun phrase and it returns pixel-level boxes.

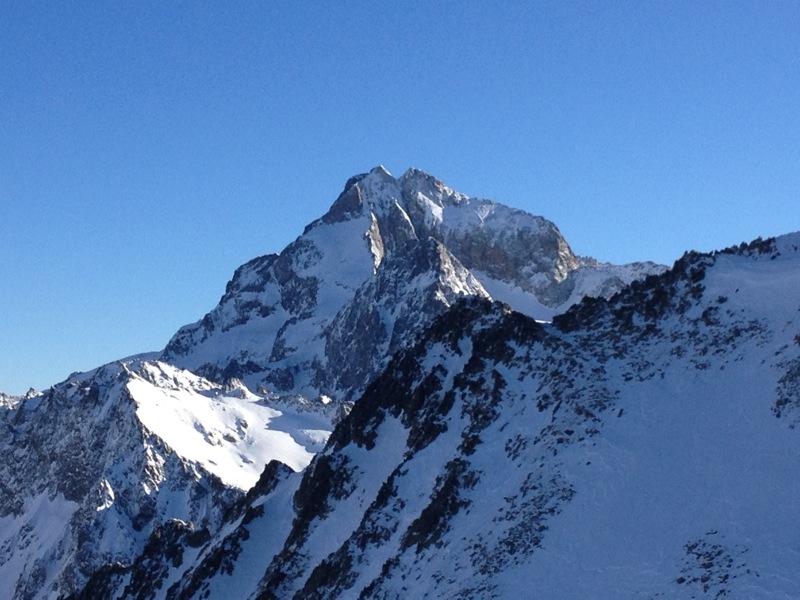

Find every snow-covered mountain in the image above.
[69,232,800,599]
[161,166,662,401]
[6,166,795,599]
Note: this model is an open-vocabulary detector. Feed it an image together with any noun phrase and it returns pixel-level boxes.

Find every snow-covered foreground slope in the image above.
[0,360,336,600]
[82,233,800,599]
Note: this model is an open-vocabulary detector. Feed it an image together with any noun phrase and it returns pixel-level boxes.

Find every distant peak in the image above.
[400,167,436,183]
[369,165,393,177]
[339,166,393,196]
[360,165,396,189]
[399,167,461,207]
[401,166,430,178]
[310,167,399,231]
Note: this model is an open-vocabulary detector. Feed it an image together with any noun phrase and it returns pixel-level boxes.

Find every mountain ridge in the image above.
[3,167,796,599]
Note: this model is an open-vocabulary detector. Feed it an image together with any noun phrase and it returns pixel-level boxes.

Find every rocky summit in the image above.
[3,168,798,599]
[161,166,661,401]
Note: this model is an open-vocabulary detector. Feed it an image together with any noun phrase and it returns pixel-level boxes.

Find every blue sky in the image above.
[2,1,798,394]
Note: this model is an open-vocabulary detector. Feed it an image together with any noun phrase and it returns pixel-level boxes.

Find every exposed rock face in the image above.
[161,166,662,399]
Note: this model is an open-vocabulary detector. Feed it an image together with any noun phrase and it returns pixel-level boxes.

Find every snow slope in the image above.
[128,361,331,486]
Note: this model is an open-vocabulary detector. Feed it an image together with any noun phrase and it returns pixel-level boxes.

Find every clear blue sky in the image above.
[2,1,798,394]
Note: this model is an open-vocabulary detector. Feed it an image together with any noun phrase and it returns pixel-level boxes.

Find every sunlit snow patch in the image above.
[127,361,332,490]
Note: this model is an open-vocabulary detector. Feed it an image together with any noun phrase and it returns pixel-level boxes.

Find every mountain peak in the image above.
[369,164,392,177]
[162,168,664,400]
